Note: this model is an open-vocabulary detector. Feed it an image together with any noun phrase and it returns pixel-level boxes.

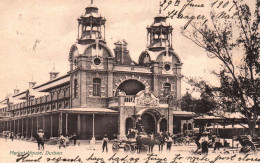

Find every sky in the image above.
[0,0,227,100]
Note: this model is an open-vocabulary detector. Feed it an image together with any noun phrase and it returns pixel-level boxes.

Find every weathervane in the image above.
[159,1,162,14]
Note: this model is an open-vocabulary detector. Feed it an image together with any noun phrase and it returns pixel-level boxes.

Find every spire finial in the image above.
[52,63,56,71]
[159,1,162,14]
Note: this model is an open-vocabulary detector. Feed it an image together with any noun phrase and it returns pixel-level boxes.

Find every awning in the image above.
[59,108,118,114]
[173,110,196,117]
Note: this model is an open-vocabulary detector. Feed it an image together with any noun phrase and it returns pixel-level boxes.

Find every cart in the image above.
[112,139,148,153]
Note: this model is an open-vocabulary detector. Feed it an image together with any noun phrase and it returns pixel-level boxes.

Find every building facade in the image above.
[0,1,194,140]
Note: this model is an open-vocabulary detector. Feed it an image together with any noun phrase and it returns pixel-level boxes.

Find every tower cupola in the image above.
[77,0,106,44]
[146,2,173,51]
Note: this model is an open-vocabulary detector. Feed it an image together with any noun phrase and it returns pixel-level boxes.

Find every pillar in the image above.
[14,120,16,134]
[77,114,81,137]
[22,119,24,138]
[65,113,68,135]
[117,95,126,140]
[59,112,62,136]
[169,109,174,134]
[18,119,20,136]
[91,114,95,140]
[50,114,53,137]
[26,118,28,139]
[36,116,39,132]
[31,118,33,138]
[43,115,45,131]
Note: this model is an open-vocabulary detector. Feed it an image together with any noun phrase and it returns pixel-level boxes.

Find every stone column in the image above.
[31,118,33,138]
[117,95,126,140]
[169,108,174,134]
[91,114,95,140]
[36,116,39,132]
[50,114,53,137]
[152,62,159,97]
[59,112,62,136]
[42,115,45,131]
[77,114,81,137]
[21,119,24,138]
[18,119,20,136]
[14,120,16,134]
[26,118,28,139]
[65,113,68,135]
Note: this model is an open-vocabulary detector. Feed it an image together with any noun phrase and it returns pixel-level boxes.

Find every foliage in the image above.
[182,0,259,136]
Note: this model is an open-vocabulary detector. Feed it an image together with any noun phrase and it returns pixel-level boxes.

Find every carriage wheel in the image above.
[130,145,136,154]
[243,140,256,153]
[140,145,148,153]
[112,143,120,153]
[124,144,131,152]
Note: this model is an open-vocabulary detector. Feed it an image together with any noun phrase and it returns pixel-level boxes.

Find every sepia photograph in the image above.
[0,0,259,162]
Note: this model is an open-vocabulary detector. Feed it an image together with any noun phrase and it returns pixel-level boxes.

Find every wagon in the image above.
[112,139,148,153]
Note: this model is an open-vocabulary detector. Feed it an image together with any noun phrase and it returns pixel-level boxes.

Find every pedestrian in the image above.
[214,135,221,151]
[4,132,8,142]
[201,133,209,154]
[59,135,66,149]
[194,133,201,153]
[10,132,14,142]
[167,135,173,151]
[72,133,78,146]
[102,134,108,152]
[37,129,45,150]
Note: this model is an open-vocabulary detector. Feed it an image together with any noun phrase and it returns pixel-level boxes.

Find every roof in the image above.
[59,108,118,114]
[206,124,249,129]
[173,110,196,117]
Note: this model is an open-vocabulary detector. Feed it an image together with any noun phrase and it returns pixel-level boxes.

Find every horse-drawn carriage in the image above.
[112,128,168,153]
[112,139,141,153]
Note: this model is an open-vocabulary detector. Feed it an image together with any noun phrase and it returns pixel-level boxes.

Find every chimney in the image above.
[14,88,20,95]
[49,65,59,80]
[114,39,132,65]
[29,77,36,89]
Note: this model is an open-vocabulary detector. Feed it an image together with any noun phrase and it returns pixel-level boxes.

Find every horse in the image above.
[155,132,167,153]
[136,132,168,153]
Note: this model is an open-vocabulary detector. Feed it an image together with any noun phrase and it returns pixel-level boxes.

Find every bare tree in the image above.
[183,0,259,136]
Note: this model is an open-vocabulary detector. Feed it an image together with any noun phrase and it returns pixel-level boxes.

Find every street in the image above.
[0,137,243,163]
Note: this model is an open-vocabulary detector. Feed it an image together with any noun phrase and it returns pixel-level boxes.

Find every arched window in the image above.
[93,78,101,97]
[163,83,171,97]
[74,79,78,97]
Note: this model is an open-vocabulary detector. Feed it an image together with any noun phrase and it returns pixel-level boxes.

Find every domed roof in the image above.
[155,12,166,18]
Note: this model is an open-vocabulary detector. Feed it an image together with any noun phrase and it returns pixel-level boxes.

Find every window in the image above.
[164,64,171,71]
[74,79,78,97]
[163,83,171,97]
[93,78,101,97]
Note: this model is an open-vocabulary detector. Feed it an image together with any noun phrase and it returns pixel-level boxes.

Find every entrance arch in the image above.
[160,119,167,132]
[117,80,145,95]
[125,118,134,134]
[141,113,156,134]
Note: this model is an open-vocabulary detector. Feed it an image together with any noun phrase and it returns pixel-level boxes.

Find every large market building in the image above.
[0,1,195,140]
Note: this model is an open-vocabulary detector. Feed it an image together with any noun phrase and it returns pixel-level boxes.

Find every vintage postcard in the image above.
[0,0,259,162]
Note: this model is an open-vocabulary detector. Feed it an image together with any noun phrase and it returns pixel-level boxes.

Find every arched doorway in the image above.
[160,119,167,132]
[125,118,134,134]
[117,80,145,95]
[141,113,156,134]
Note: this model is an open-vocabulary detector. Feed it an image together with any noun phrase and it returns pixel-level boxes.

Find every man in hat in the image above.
[37,129,45,150]
[102,134,108,152]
